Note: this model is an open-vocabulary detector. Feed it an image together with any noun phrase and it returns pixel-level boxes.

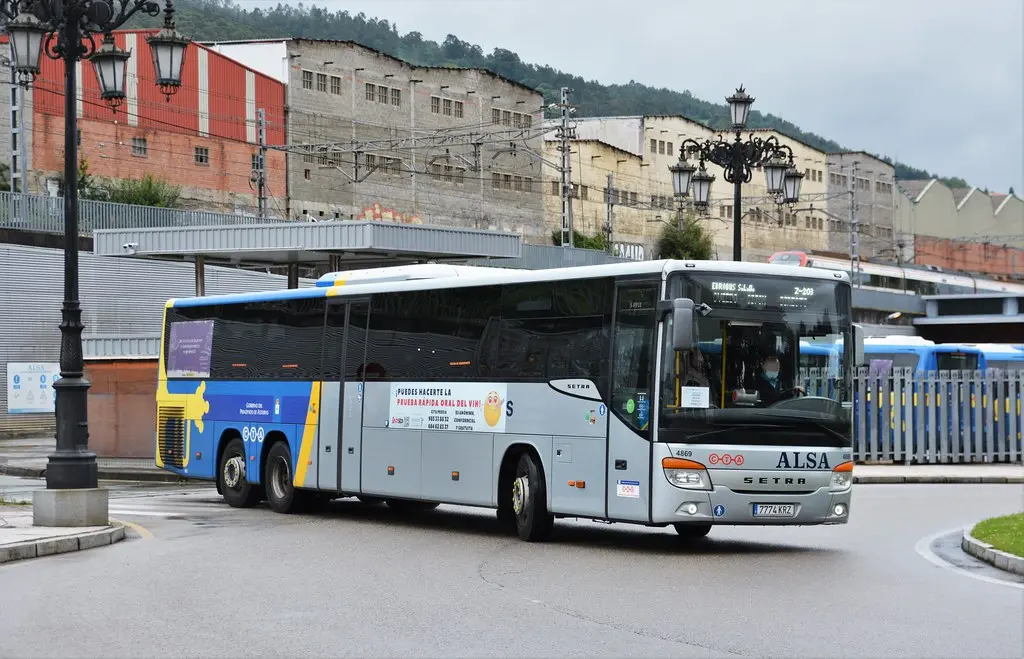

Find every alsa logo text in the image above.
[776,452,830,469]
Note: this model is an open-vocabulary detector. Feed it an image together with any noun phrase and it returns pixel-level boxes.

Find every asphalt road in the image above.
[1,480,1021,658]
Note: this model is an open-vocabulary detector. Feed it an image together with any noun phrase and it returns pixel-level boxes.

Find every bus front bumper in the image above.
[654,485,852,526]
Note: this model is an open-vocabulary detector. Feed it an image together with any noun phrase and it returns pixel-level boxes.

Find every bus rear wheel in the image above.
[265,442,306,514]
[511,452,553,542]
[219,437,261,508]
[673,522,712,539]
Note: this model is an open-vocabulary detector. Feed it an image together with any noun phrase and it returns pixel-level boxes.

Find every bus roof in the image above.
[168,258,851,308]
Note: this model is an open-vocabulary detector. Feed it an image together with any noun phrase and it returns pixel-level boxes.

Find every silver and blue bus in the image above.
[156,259,861,541]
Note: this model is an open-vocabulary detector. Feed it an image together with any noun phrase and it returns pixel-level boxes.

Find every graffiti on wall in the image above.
[613,242,646,261]
[358,202,423,224]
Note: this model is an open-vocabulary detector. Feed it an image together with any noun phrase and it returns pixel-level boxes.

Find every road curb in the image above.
[961,525,1024,576]
[1,463,192,484]
[853,475,1023,484]
[0,523,126,564]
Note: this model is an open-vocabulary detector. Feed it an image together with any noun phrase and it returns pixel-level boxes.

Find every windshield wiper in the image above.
[750,413,848,444]
[682,423,786,441]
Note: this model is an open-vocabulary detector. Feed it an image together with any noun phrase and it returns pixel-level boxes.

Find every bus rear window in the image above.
[936,352,979,371]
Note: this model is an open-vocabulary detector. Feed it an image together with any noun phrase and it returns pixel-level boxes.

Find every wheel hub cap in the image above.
[224,456,245,488]
[512,475,529,515]
[271,457,291,499]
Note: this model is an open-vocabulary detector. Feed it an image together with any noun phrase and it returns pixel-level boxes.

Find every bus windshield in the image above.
[659,272,853,447]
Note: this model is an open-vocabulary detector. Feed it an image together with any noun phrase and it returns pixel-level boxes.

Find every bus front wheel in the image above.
[511,452,553,542]
[219,437,261,508]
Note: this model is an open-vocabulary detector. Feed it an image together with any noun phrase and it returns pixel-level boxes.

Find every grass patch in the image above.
[973,512,1024,558]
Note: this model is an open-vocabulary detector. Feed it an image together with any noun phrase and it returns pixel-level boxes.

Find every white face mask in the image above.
[764,368,779,380]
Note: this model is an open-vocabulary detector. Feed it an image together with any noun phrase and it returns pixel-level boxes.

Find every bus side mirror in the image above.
[672,298,697,351]
[852,323,865,366]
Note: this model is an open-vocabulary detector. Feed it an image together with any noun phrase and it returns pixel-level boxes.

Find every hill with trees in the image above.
[132,0,970,188]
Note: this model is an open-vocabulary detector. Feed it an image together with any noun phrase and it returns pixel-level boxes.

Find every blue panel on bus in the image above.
[171,286,326,308]
[164,379,316,424]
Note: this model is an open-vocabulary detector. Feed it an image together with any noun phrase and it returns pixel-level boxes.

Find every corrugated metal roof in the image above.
[469,244,629,270]
[951,187,973,204]
[84,335,161,360]
[897,180,932,201]
[92,221,522,266]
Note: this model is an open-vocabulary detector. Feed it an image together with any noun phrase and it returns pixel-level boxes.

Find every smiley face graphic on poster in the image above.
[389,383,511,432]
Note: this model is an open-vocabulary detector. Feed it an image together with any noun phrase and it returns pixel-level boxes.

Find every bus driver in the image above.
[754,354,804,406]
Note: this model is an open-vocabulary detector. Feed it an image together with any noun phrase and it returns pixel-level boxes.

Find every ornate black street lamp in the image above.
[1,0,189,491]
[669,85,804,261]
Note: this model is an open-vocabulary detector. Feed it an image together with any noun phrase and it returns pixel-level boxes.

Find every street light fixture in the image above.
[1,0,189,509]
[669,85,801,261]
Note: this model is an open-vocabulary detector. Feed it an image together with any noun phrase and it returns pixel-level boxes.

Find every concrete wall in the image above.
[86,360,158,458]
[541,138,674,258]
[826,152,897,260]
[571,116,834,262]
[281,40,547,243]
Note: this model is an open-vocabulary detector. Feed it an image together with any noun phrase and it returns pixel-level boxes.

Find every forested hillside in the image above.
[131,0,969,188]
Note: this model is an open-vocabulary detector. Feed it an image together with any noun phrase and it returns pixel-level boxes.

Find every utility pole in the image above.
[849,160,860,288]
[555,86,575,247]
[605,172,614,254]
[256,108,268,219]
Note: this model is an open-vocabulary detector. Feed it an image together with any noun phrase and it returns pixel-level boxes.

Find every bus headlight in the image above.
[829,461,853,492]
[662,457,712,491]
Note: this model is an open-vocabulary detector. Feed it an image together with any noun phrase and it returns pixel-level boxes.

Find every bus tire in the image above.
[512,452,553,542]
[673,522,711,538]
[385,499,439,512]
[218,437,261,508]
[265,442,306,514]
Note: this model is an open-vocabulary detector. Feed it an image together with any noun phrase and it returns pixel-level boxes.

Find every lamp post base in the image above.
[32,487,109,527]
[45,449,99,490]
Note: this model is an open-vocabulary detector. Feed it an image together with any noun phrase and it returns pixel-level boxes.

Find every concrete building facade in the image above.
[567,116,832,261]
[204,39,547,242]
[541,137,675,260]
[826,152,897,261]
[894,179,1024,278]
[0,32,287,215]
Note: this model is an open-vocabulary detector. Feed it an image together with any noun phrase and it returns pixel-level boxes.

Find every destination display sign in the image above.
[687,275,840,312]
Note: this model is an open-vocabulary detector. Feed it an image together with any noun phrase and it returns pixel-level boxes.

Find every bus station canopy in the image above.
[92,220,522,269]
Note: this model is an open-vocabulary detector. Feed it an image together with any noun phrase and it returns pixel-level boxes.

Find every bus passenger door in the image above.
[605,283,658,522]
[338,300,369,493]
[317,299,368,493]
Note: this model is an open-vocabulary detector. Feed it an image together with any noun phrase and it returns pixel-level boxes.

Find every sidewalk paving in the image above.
[0,506,125,564]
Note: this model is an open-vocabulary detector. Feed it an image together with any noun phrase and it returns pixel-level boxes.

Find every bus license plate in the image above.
[752,503,796,518]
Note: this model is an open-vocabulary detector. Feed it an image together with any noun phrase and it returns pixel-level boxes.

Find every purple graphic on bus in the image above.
[167,319,214,378]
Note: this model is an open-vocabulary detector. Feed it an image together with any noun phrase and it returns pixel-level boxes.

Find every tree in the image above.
[103,174,182,208]
[549,229,607,251]
[56,158,107,200]
[655,215,714,260]
[0,162,10,192]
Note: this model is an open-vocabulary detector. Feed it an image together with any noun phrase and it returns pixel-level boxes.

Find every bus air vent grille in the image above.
[158,406,186,469]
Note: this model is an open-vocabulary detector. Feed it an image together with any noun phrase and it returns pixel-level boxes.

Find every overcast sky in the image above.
[265,0,1023,193]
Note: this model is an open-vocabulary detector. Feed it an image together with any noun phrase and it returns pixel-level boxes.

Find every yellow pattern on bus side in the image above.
[293,381,322,488]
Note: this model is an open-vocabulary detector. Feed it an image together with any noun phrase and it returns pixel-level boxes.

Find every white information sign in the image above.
[388,383,509,433]
[6,362,61,414]
[680,386,710,409]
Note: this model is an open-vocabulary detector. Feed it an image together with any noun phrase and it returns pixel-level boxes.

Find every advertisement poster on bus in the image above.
[6,362,60,414]
[388,383,509,433]
[166,319,214,378]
